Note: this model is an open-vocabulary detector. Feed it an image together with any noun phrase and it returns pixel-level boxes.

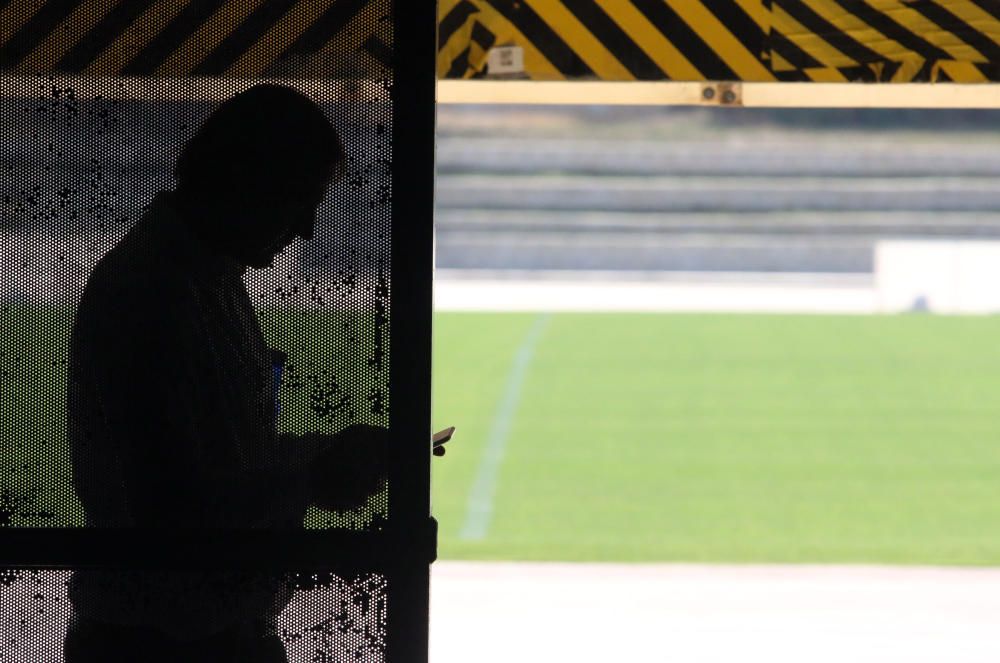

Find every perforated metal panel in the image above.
[2,569,388,661]
[1,2,436,661]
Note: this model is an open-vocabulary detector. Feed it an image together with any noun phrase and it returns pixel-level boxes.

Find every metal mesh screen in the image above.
[2,81,393,532]
[0,1,428,660]
[1,568,387,662]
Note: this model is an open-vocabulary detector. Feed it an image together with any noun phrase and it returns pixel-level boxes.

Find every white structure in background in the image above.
[0,232,108,305]
[435,242,1000,315]
[0,231,304,308]
[8,232,1000,316]
[433,270,878,314]
[876,241,1000,314]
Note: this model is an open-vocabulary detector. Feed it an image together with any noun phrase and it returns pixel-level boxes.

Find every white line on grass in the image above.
[459,313,552,541]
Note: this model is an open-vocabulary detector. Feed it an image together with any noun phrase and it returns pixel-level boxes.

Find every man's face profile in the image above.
[172,84,344,270]
[232,181,330,269]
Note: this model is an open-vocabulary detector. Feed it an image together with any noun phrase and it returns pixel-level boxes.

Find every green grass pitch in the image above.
[4,308,1000,564]
[433,313,1000,565]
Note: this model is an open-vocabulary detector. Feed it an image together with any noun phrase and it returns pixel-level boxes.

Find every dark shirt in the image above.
[66,191,311,637]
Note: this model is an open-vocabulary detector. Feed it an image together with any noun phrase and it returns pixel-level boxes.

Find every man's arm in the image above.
[84,276,312,528]
[279,425,389,512]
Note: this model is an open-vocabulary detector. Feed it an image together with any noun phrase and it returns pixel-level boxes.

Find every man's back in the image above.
[62,84,353,658]
[66,192,301,640]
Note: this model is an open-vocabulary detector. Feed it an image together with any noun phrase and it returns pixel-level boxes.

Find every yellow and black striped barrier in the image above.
[768,0,1000,82]
[439,0,1000,83]
[0,0,391,78]
[2,0,999,82]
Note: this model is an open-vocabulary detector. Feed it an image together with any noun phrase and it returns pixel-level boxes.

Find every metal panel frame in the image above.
[386,1,439,660]
[0,0,438,660]
[437,80,1000,108]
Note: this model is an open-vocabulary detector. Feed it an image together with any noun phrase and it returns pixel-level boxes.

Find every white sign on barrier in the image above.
[876,241,1000,314]
[487,46,525,76]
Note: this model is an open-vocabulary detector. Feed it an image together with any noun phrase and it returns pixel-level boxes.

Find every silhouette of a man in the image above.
[65,85,386,662]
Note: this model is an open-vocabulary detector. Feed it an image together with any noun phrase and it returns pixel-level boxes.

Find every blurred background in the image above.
[432,104,1000,560]
[428,104,1000,662]
[434,104,1000,312]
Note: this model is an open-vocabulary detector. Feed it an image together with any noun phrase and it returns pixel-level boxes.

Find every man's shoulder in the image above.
[86,239,186,303]
[74,256,197,358]
[92,197,193,286]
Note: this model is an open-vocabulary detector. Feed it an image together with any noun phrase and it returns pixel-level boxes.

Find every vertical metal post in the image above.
[387,1,438,661]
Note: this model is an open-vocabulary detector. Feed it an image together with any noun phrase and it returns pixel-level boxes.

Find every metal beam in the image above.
[437,80,1000,109]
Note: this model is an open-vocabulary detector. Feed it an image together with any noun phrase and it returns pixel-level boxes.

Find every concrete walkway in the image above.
[3,563,997,660]
[430,562,1000,663]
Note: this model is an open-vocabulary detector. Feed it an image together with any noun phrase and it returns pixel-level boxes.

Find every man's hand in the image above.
[304,424,389,512]
[295,424,450,511]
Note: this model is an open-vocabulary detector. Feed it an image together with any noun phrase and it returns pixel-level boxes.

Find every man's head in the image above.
[173,84,344,268]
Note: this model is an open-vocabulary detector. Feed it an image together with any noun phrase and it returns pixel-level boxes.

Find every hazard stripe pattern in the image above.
[439,0,1000,83]
[0,0,391,78]
[2,0,1000,82]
